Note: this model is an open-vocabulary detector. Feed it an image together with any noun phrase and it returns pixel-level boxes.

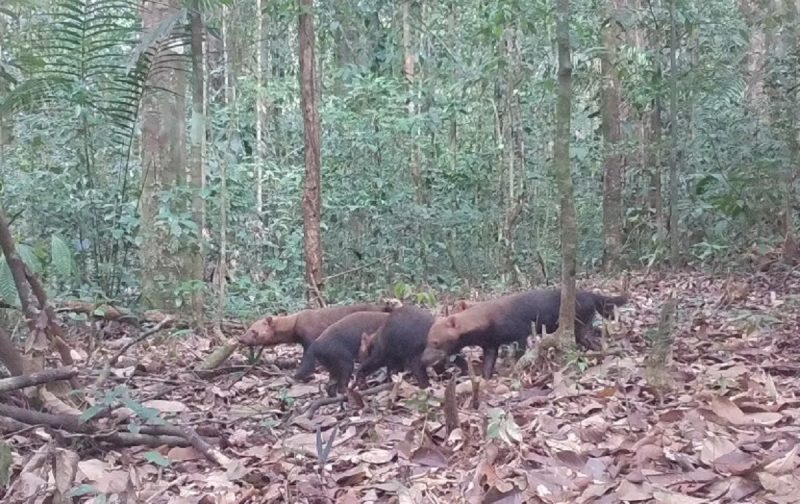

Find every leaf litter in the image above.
[3,269,800,503]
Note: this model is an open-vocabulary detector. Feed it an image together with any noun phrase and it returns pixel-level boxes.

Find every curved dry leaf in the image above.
[77,459,130,494]
[652,489,708,504]
[616,480,653,501]
[712,449,759,476]
[410,446,449,468]
[53,448,79,499]
[764,444,800,475]
[142,399,188,413]
[359,449,396,465]
[699,435,737,465]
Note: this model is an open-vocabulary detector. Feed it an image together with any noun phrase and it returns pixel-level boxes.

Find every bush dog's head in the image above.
[237,314,296,347]
[381,298,404,311]
[421,315,461,366]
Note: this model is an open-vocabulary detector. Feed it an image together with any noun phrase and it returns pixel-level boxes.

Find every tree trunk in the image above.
[403,0,423,204]
[554,0,577,349]
[255,0,265,215]
[299,0,324,307]
[140,0,195,310]
[667,0,681,267]
[738,0,769,119]
[780,0,799,261]
[189,8,206,323]
[600,5,624,271]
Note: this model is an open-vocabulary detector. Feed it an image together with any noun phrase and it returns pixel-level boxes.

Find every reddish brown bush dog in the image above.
[422,289,627,378]
[237,301,399,359]
[293,312,389,397]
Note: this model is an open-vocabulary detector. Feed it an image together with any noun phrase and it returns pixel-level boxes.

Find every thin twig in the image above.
[304,382,393,418]
[94,316,174,388]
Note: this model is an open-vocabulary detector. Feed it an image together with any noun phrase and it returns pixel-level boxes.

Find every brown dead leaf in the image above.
[699,435,737,465]
[167,446,203,462]
[285,383,319,398]
[616,480,653,501]
[77,459,130,494]
[758,472,800,498]
[710,396,782,426]
[712,449,759,476]
[358,449,396,465]
[652,489,708,503]
[764,444,799,475]
[53,448,79,501]
[410,445,449,468]
[334,465,369,486]
[142,399,188,413]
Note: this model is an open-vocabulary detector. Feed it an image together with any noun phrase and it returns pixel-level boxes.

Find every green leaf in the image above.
[16,244,42,274]
[143,451,171,467]
[79,404,106,423]
[0,261,19,308]
[67,484,97,497]
[0,441,12,488]
[50,235,75,278]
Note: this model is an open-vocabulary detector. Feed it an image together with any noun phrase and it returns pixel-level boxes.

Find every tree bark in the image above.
[668,0,681,267]
[554,0,577,348]
[600,4,624,271]
[403,0,424,204]
[299,0,325,307]
[139,0,194,310]
[255,0,265,215]
[189,7,206,322]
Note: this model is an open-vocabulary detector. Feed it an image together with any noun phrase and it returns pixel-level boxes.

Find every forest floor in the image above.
[5,268,800,504]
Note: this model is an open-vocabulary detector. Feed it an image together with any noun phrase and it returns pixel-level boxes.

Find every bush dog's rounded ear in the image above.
[266,316,273,325]
[446,316,457,328]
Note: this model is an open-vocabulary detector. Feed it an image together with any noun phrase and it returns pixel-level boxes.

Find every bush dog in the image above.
[357,305,435,388]
[293,312,390,397]
[422,289,627,379]
[237,301,399,358]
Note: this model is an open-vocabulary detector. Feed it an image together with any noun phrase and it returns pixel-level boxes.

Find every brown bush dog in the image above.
[356,305,436,388]
[293,312,389,397]
[422,289,627,379]
[237,301,399,357]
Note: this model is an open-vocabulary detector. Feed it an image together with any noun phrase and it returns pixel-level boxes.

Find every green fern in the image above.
[51,235,76,279]
[0,0,154,148]
[0,261,19,308]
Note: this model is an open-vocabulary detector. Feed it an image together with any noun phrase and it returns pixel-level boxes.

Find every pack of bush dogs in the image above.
[238,287,627,399]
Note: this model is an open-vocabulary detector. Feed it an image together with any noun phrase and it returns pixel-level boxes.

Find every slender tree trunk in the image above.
[650,97,665,241]
[255,0,265,215]
[554,0,577,348]
[189,7,206,322]
[403,0,423,204]
[738,0,769,118]
[600,5,624,270]
[299,0,324,307]
[780,0,799,261]
[668,0,681,267]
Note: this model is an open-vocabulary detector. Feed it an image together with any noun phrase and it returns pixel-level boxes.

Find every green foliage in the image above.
[0,441,11,488]
[50,235,76,279]
[1,0,798,318]
[486,407,522,446]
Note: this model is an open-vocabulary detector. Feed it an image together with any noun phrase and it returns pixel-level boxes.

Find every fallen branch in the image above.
[0,403,228,463]
[94,316,174,388]
[304,382,393,418]
[0,367,78,393]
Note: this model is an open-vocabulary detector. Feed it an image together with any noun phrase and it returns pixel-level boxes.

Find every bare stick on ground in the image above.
[94,316,174,388]
[0,403,229,464]
[0,367,78,393]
